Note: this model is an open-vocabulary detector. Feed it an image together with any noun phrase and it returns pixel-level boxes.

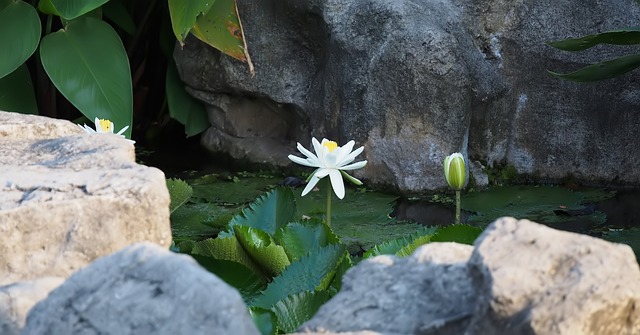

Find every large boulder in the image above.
[174,0,640,192]
[23,243,260,334]
[299,217,640,334]
[0,111,172,285]
[0,277,64,335]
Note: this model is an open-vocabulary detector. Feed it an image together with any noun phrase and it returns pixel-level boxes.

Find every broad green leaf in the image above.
[430,224,484,245]
[229,187,296,236]
[363,227,438,259]
[190,255,266,302]
[38,0,109,20]
[548,54,640,82]
[274,220,341,262]
[40,17,133,138]
[0,64,38,114]
[396,234,433,257]
[168,0,215,45]
[165,61,210,137]
[328,256,352,294]
[0,0,40,79]
[249,307,278,335]
[271,291,333,333]
[548,28,640,52]
[103,0,136,35]
[252,244,346,309]
[234,225,291,277]
[192,236,266,279]
[166,178,193,214]
[192,0,251,63]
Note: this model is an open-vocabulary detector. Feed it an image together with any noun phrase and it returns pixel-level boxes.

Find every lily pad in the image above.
[461,185,607,226]
[170,202,233,240]
[601,228,640,261]
[189,173,281,206]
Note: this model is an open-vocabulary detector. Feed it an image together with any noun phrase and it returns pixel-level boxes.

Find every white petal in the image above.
[312,137,323,157]
[94,117,100,127]
[340,160,367,170]
[297,142,317,160]
[323,151,338,168]
[289,155,319,168]
[116,125,129,135]
[334,140,355,164]
[338,146,364,166]
[328,169,345,199]
[301,173,322,196]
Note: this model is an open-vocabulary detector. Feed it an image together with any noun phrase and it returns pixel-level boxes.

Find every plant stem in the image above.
[326,180,332,227]
[455,190,461,225]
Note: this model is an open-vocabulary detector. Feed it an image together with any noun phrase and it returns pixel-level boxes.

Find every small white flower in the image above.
[79,117,134,144]
[288,137,367,199]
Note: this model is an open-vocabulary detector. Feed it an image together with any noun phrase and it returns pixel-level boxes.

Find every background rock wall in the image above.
[175,0,640,192]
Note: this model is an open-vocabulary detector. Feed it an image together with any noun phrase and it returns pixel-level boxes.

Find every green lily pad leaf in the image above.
[102,0,136,35]
[166,178,193,214]
[0,64,38,114]
[0,0,41,80]
[191,0,250,63]
[249,307,278,335]
[252,244,346,309]
[271,290,333,333]
[190,255,266,302]
[548,54,640,82]
[229,187,296,236]
[234,225,291,277]
[601,228,640,261]
[165,61,210,137]
[170,202,231,240]
[40,17,133,138]
[192,236,265,279]
[190,173,281,206]
[274,219,341,262]
[430,224,484,245]
[38,0,108,20]
[328,255,352,294]
[167,0,215,46]
[547,28,640,52]
[363,226,438,259]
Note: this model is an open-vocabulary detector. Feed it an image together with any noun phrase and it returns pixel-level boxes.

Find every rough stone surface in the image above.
[466,217,640,335]
[0,277,64,335]
[0,111,172,285]
[23,243,260,335]
[175,0,640,192]
[300,242,476,334]
[300,218,640,334]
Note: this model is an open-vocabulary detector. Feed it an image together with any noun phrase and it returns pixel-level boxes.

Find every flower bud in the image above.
[443,153,466,191]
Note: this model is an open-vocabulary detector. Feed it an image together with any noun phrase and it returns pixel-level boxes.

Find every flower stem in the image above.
[455,190,461,225]
[326,180,332,226]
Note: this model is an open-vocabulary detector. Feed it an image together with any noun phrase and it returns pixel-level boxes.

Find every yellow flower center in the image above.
[323,140,338,153]
[98,119,112,132]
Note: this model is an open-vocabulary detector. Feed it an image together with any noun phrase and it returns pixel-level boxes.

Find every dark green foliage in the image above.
[548,26,640,81]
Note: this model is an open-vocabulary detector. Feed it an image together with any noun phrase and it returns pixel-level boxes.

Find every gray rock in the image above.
[0,277,64,335]
[23,243,260,335]
[466,217,640,335]
[300,218,640,334]
[174,0,640,192]
[0,111,171,285]
[299,242,476,334]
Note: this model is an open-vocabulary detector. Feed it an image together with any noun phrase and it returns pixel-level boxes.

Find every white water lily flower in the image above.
[288,137,367,199]
[79,117,134,143]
